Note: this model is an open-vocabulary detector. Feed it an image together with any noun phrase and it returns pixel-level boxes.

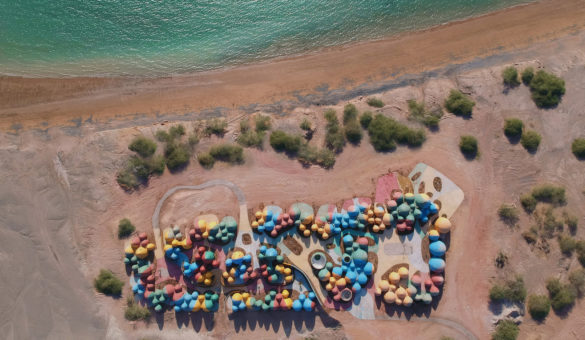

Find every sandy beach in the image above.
[1,0,585,131]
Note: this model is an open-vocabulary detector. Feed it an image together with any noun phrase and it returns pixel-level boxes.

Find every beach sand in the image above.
[1,0,585,131]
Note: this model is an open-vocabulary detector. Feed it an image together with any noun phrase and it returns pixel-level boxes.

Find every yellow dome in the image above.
[396,287,407,299]
[135,246,148,259]
[375,287,382,296]
[398,267,409,278]
[383,291,396,304]
[146,243,156,251]
[242,292,250,299]
[379,280,390,292]
[255,211,262,219]
[403,295,413,307]
[232,251,244,259]
[429,229,440,238]
[420,193,430,201]
[232,293,242,301]
[434,217,452,233]
[124,246,135,255]
[389,272,400,284]
[251,221,259,228]
[382,213,391,225]
[282,290,290,298]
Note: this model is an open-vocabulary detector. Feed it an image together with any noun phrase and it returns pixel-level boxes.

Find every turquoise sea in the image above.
[0,0,533,77]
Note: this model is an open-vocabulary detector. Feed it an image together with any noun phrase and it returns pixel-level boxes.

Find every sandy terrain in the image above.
[2,2,585,339]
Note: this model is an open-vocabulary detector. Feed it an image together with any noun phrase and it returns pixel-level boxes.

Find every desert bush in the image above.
[527,294,551,321]
[502,66,520,87]
[297,144,336,169]
[300,118,312,131]
[395,126,426,147]
[148,155,166,175]
[360,111,373,129]
[503,118,523,139]
[344,121,363,145]
[240,120,250,133]
[118,218,135,238]
[459,135,478,158]
[323,109,345,152]
[367,114,425,151]
[522,67,534,85]
[408,100,442,129]
[521,130,541,152]
[204,118,228,136]
[492,320,519,340]
[489,276,526,303]
[343,104,359,124]
[445,90,475,117]
[188,134,200,147]
[558,234,576,256]
[169,124,185,139]
[546,278,576,311]
[495,251,509,268]
[531,184,566,205]
[366,97,384,108]
[522,228,538,244]
[237,130,265,149]
[520,194,537,213]
[563,212,578,234]
[577,241,585,267]
[209,144,244,164]
[568,269,585,296]
[94,269,123,296]
[529,70,566,108]
[155,130,172,143]
[164,142,190,171]
[254,115,271,132]
[270,130,303,155]
[128,136,157,158]
[571,138,585,159]
[197,152,215,169]
[498,204,519,226]
[125,296,150,321]
[116,169,139,190]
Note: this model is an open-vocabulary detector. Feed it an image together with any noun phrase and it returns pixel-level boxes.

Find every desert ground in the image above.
[2,1,585,339]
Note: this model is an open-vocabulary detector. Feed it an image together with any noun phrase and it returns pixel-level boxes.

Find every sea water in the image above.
[0,0,533,77]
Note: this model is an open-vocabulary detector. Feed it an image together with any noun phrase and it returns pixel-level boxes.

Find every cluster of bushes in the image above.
[270,130,335,168]
[502,118,541,152]
[164,142,191,172]
[489,276,526,303]
[498,204,519,226]
[571,138,585,159]
[367,113,426,151]
[459,135,478,158]
[237,115,271,149]
[198,144,244,169]
[360,111,373,129]
[117,135,166,190]
[204,118,228,136]
[343,104,363,144]
[444,90,475,117]
[520,184,566,214]
[366,97,384,108]
[407,100,443,129]
[125,296,150,321]
[546,277,576,312]
[118,218,135,238]
[492,320,519,340]
[94,269,124,296]
[505,66,566,108]
[324,109,346,153]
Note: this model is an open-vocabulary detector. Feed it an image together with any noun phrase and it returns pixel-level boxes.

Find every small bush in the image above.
[571,138,585,159]
[529,70,566,108]
[568,269,585,296]
[527,294,551,321]
[128,136,157,158]
[522,228,538,244]
[204,118,228,136]
[492,320,519,340]
[495,251,509,268]
[367,114,426,151]
[297,144,336,169]
[360,111,373,129]
[558,234,576,255]
[498,204,519,226]
[531,184,566,205]
[300,119,312,131]
[502,66,520,87]
[197,152,215,169]
[94,269,124,296]
[366,97,384,108]
[522,67,534,85]
[209,144,244,164]
[521,130,541,152]
[169,124,185,139]
[489,276,526,303]
[155,130,172,143]
[188,134,200,147]
[237,130,265,149]
[344,121,363,145]
[125,297,150,321]
[254,115,271,132]
[324,109,345,153]
[118,218,135,238]
[520,194,537,213]
[577,241,585,267]
[343,104,359,124]
[270,130,303,155]
[116,169,139,190]
[503,118,523,139]
[164,142,191,171]
[563,212,578,234]
[546,278,576,311]
[459,135,478,158]
[445,90,475,117]
[408,100,443,129]
[148,155,166,175]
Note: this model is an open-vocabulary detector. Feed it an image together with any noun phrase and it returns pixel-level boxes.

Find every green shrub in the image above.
[503,118,523,138]
[367,114,426,151]
[408,100,443,129]
[531,184,566,205]
[209,144,244,164]
[546,278,576,311]
[521,130,541,152]
[522,228,538,244]
[459,135,478,158]
[164,142,191,171]
[116,169,139,190]
[297,144,336,169]
[155,130,172,143]
[344,121,363,145]
[324,109,345,152]
[197,152,215,169]
[118,218,135,238]
[343,104,359,124]
[445,90,475,117]
[527,294,550,321]
[492,320,519,340]
[125,296,150,321]
[237,130,265,149]
[558,234,576,255]
[300,119,312,131]
[366,97,384,108]
[128,136,157,158]
[568,269,585,296]
[529,70,566,108]
[498,204,519,226]
[520,194,537,213]
[522,67,534,85]
[489,276,526,303]
[240,120,250,133]
[395,126,426,147]
[94,269,124,296]
[188,134,200,147]
[169,124,185,139]
[204,118,228,136]
[254,115,271,132]
[270,130,303,155]
[148,155,166,175]
[571,138,585,159]
[502,66,520,87]
[563,212,578,234]
[360,111,373,129]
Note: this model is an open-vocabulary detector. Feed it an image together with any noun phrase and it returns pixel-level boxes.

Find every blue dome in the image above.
[429,258,446,272]
[429,241,447,257]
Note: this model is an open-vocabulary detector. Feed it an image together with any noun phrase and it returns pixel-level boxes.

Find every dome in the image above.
[351,249,368,266]
[397,203,411,216]
[379,280,390,292]
[429,241,447,257]
[403,295,413,307]
[383,291,396,303]
[340,288,353,302]
[428,229,440,241]
[398,267,409,278]
[429,258,446,272]
[431,274,444,286]
[434,217,452,233]
[396,287,407,299]
[389,272,400,284]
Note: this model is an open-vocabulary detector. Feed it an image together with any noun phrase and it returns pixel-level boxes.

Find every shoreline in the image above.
[1,0,585,130]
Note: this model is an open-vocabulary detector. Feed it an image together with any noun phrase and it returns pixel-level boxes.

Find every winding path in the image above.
[150,180,478,340]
